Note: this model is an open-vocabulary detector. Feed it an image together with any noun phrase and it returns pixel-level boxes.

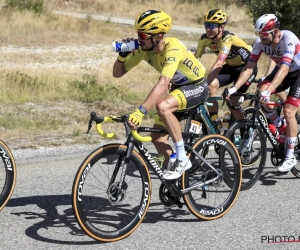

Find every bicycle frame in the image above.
[253,109,285,158]
[108,126,223,199]
[230,92,286,159]
[185,97,223,135]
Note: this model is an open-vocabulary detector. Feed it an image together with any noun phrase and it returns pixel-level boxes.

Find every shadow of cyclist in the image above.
[5,194,201,245]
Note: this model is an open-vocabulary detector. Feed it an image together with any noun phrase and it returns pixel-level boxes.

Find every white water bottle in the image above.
[112,40,139,52]
[167,153,176,170]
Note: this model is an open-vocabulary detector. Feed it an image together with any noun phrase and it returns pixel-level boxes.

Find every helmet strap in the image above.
[267,31,276,46]
[145,35,162,51]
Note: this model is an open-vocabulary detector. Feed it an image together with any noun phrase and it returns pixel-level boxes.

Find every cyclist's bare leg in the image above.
[156,94,182,143]
[151,124,173,167]
[226,96,244,121]
[277,98,300,171]
[276,91,287,103]
[264,91,287,111]
[155,94,191,164]
[207,78,219,114]
[283,103,298,137]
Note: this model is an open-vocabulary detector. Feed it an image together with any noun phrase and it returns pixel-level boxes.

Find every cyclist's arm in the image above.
[233,37,260,91]
[207,36,231,84]
[233,61,256,90]
[113,60,128,78]
[264,59,277,76]
[194,35,208,59]
[265,64,289,93]
[194,45,205,59]
[207,58,225,84]
[141,75,170,111]
[112,48,144,78]
[142,41,184,111]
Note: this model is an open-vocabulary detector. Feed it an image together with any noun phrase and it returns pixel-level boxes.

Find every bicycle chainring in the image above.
[159,183,180,207]
[241,151,251,165]
[270,148,285,167]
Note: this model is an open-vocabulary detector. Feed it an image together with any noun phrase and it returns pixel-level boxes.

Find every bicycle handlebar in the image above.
[132,130,152,142]
[222,88,261,110]
[87,112,152,142]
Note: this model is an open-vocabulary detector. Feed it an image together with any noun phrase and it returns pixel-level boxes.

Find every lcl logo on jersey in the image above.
[165,57,176,61]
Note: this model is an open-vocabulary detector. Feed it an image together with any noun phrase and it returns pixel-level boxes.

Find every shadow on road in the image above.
[5,194,201,245]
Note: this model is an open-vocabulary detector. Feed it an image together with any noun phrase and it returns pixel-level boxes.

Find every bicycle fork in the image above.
[106,142,135,204]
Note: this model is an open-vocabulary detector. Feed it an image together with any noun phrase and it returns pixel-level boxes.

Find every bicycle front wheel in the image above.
[0,140,17,211]
[225,120,267,190]
[182,134,242,220]
[72,143,151,242]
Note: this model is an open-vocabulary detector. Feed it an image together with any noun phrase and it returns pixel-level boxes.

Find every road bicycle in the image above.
[185,96,260,178]
[183,96,239,152]
[244,98,300,129]
[71,111,242,242]
[0,140,17,211]
[224,89,300,190]
[243,79,300,128]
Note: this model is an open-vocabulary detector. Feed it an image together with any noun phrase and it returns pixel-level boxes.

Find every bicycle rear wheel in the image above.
[0,140,17,211]
[182,134,242,220]
[72,143,151,242]
[225,120,267,190]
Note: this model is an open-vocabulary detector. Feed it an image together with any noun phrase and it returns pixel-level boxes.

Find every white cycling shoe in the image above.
[277,157,297,172]
[162,160,192,180]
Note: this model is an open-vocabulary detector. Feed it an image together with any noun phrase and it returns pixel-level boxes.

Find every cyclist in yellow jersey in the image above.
[194,9,258,121]
[113,10,208,180]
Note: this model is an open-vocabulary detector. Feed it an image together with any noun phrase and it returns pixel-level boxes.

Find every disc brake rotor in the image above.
[107,182,127,204]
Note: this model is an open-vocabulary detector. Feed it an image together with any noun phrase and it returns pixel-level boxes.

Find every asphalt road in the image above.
[1,144,300,250]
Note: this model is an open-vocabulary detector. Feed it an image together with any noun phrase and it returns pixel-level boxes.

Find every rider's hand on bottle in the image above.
[128,109,144,129]
[117,38,137,62]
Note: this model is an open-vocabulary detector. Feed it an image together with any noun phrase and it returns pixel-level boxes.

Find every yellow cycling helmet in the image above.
[135,10,172,35]
[204,9,227,24]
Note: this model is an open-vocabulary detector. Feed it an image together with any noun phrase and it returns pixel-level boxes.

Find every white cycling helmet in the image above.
[255,14,279,32]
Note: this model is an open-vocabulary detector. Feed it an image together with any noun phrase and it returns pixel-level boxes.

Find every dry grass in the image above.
[55,0,255,33]
[0,0,271,149]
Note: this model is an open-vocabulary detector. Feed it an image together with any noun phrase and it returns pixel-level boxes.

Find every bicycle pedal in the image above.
[175,199,184,209]
[163,198,184,210]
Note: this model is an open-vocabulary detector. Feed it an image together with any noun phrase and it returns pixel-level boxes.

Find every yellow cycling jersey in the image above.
[194,31,252,66]
[124,37,206,85]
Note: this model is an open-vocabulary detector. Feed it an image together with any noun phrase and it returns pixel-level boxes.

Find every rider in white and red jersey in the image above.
[226,14,300,172]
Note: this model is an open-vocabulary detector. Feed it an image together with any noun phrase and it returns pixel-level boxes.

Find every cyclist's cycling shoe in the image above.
[277,157,297,172]
[162,160,192,180]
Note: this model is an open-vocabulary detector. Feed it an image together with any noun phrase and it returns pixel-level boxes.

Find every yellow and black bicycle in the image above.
[71,111,242,242]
